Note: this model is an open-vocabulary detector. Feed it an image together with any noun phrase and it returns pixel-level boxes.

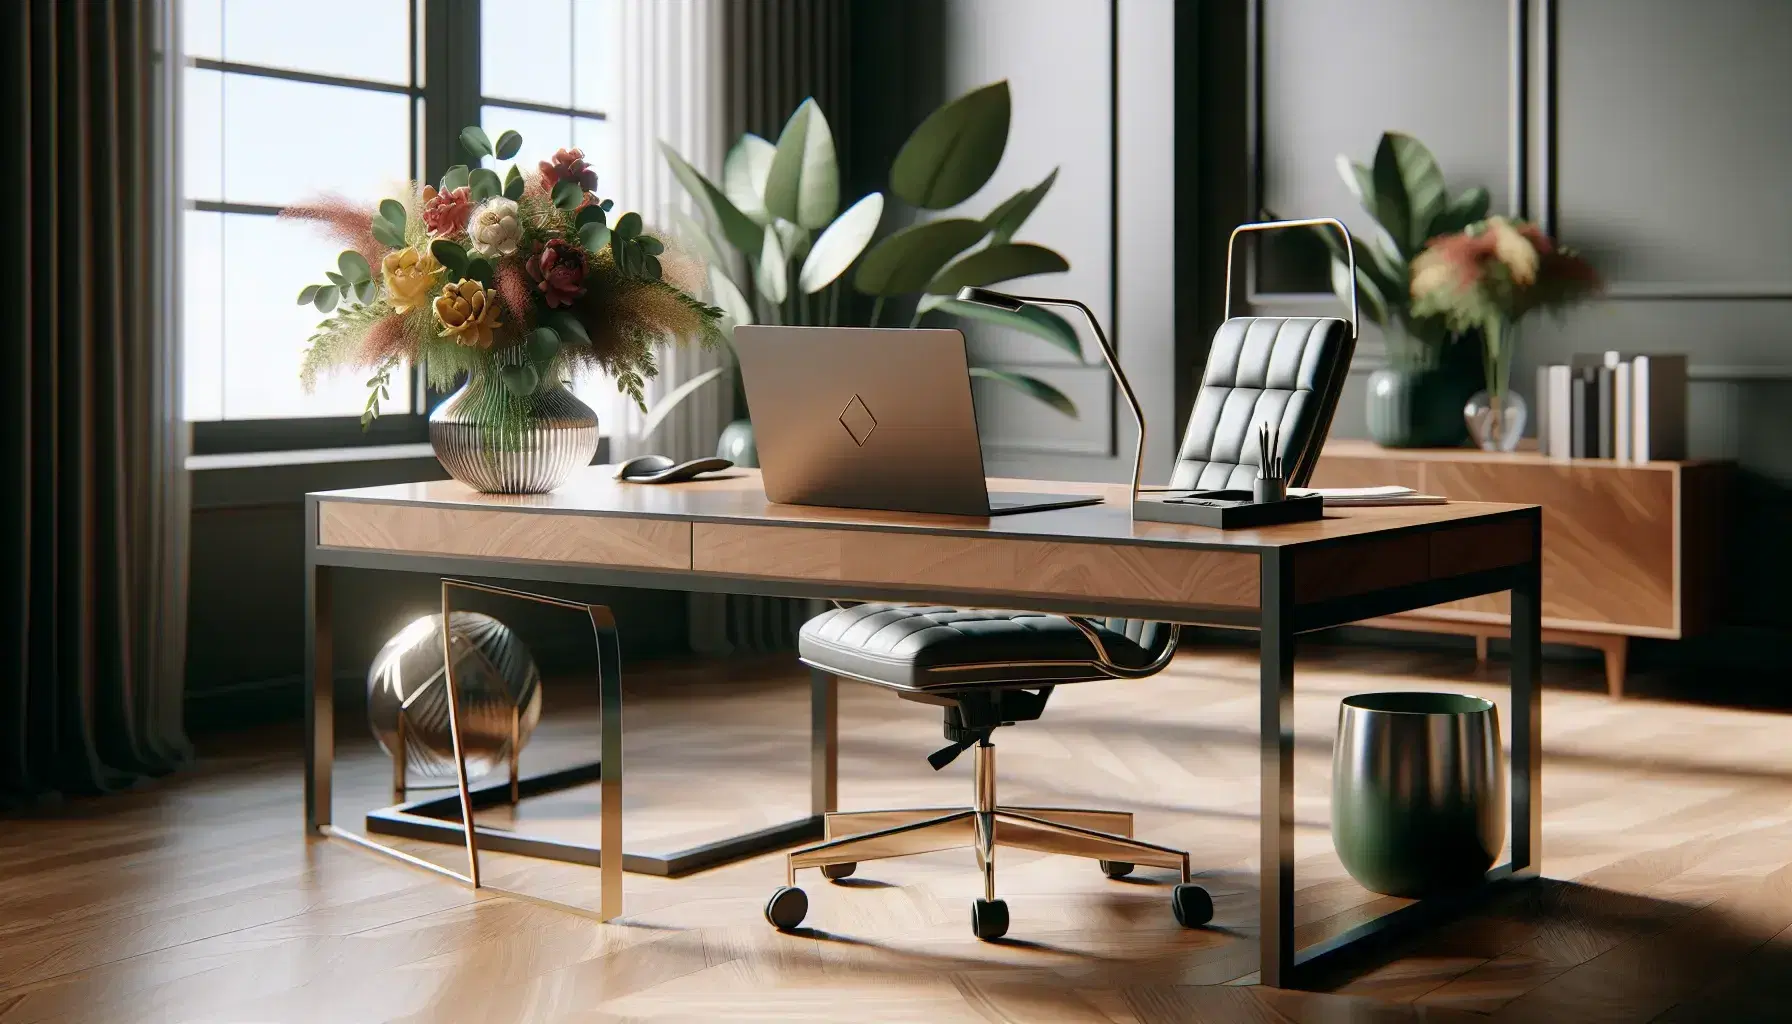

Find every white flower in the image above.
[467,197,522,257]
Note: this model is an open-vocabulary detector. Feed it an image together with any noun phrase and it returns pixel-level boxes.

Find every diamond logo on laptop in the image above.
[838,394,877,447]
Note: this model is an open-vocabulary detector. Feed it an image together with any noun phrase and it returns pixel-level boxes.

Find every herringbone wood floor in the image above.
[5,642,1792,1023]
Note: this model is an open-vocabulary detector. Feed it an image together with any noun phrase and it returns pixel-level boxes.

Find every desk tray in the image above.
[1134,492,1323,529]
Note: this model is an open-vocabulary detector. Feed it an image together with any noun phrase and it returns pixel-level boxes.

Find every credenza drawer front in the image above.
[1423,463,1673,631]
[692,524,1261,608]
[318,501,692,569]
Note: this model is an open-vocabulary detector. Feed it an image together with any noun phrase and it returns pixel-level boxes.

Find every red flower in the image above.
[525,239,587,308]
[421,185,472,237]
[538,147,598,194]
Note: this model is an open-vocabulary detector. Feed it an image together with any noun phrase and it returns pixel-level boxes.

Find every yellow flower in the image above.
[434,279,504,348]
[1485,216,1539,286]
[382,247,442,314]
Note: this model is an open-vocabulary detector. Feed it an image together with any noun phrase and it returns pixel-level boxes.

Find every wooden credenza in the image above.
[1312,440,1728,696]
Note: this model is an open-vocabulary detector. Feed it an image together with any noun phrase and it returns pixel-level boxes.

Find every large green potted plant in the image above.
[1317,132,1489,448]
[654,81,1080,462]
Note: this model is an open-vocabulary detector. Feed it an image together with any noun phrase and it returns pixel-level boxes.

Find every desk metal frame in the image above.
[304,491,1542,988]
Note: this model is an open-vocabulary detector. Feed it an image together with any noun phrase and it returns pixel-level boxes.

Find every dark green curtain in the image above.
[1,0,191,806]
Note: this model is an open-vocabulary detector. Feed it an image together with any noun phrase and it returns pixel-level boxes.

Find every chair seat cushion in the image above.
[798,604,1154,690]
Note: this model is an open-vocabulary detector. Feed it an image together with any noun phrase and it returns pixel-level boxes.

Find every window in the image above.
[181,1,621,452]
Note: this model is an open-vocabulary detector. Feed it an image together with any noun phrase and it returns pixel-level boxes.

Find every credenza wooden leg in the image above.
[1601,636,1628,700]
[1474,635,1490,666]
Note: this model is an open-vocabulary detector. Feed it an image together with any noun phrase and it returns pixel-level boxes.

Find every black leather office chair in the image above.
[764,225,1357,941]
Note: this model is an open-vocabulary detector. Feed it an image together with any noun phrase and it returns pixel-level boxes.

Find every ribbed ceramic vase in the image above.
[429,374,599,494]
[1331,691,1505,897]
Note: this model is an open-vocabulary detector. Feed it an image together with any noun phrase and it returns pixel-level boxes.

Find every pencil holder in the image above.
[1253,476,1287,503]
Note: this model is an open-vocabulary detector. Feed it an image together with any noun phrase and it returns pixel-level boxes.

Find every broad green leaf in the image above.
[314,286,338,313]
[660,141,763,258]
[578,222,611,253]
[552,180,584,211]
[924,297,1082,360]
[430,239,469,275]
[1332,257,1389,327]
[1334,155,1378,222]
[494,129,523,160]
[378,199,406,230]
[297,284,320,305]
[440,164,470,193]
[722,133,777,225]
[638,366,729,441]
[370,217,405,248]
[640,253,662,281]
[852,218,986,297]
[465,255,492,284]
[498,362,540,397]
[773,219,808,264]
[469,167,501,202]
[460,126,493,159]
[968,367,1077,417]
[890,80,1010,209]
[614,211,642,240]
[338,250,371,283]
[1372,131,1445,255]
[354,278,377,305]
[755,227,787,305]
[524,326,560,363]
[798,192,883,293]
[503,164,525,201]
[925,242,1068,294]
[763,98,839,229]
[542,309,591,345]
[673,211,725,268]
[981,168,1057,243]
[708,265,754,327]
[1429,186,1490,238]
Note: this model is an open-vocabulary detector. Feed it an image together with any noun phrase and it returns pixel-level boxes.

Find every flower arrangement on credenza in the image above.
[287,124,724,493]
[1410,216,1601,451]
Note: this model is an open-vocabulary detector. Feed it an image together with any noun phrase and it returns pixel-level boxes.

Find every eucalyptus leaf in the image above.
[355,278,378,305]
[503,164,525,201]
[660,141,763,258]
[708,265,755,327]
[430,239,469,275]
[440,164,471,193]
[297,284,320,305]
[325,271,347,287]
[722,133,777,225]
[378,199,406,231]
[968,367,1076,417]
[469,167,501,202]
[524,326,561,363]
[314,286,339,313]
[890,80,1010,209]
[614,211,642,240]
[460,125,493,159]
[798,191,883,293]
[494,129,523,160]
[498,362,540,397]
[756,227,788,305]
[552,179,584,211]
[337,250,372,283]
[764,98,839,229]
[925,242,1068,294]
[852,218,986,297]
[638,235,664,256]
[578,222,611,253]
[576,203,607,228]
[981,168,1057,244]
[370,217,405,248]
[926,297,1081,360]
[638,366,729,441]
[542,309,591,346]
[640,254,662,281]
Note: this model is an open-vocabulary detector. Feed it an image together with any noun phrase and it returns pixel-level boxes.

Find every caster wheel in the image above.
[765,886,809,931]
[971,898,1010,941]
[1099,860,1135,879]
[1172,883,1213,928]
[820,862,856,881]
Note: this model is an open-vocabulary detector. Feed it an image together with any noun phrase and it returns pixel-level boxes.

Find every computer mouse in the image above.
[613,455,735,484]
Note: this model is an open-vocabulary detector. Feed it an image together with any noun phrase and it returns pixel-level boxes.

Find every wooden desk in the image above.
[304,468,1543,988]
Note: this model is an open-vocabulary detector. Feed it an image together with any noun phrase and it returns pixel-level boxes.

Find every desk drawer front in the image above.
[692,523,1261,609]
[318,501,692,569]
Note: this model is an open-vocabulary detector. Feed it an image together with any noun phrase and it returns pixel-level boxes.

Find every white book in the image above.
[1536,365,1552,456]
[1614,362,1632,463]
[1549,364,1573,459]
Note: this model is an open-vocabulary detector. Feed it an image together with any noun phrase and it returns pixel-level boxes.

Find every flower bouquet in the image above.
[1410,216,1600,450]
[288,123,723,492]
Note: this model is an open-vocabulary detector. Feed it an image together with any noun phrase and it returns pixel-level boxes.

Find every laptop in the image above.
[732,326,1102,517]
